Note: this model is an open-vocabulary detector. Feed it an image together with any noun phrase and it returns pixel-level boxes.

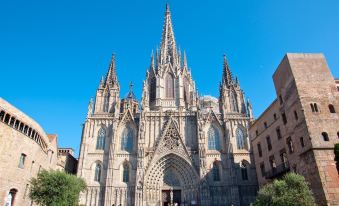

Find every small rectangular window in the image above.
[255,130,258,136]
[18,153,26,168]
[294,110,298,120]
[279,95,283,104]
[276,127,282,139]
[300,137,305,147]
[269,155,276,170]
[257,143,262,157]
[282,112,287,125]
[273,113,277,120]
[266,136,272,151]
[260,163,265,177]
[264,122,268,129]
[287,137,294,153]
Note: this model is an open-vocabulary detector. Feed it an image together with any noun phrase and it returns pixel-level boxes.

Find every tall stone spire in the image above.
[105,53,119,87]
[222,54,233,88]
[160,4,178,66]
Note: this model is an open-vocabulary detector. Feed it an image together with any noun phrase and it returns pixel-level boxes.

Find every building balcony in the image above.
[265,162,290,179]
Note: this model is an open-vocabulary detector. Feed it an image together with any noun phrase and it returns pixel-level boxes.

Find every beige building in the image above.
[249,53,339,206]
[0,98,77,206]
[77,5,258,206]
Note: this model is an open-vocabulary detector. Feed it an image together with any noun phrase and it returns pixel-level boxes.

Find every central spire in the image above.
[160,4,178,66]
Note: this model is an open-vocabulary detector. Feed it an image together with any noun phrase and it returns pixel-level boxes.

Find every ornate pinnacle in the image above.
[105,53,119,87]
[222,54,233,88]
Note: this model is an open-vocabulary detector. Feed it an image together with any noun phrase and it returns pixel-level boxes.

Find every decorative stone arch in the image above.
[141,117,200,204]
[143,153,200,204]
[209,159,222,182]
[240,159,250,180]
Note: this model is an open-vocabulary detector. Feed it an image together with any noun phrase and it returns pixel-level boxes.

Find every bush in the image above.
[29,170,86,206]
[253,172,315,206]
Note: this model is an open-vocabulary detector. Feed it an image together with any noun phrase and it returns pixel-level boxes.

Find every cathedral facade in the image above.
[77,5,258,206]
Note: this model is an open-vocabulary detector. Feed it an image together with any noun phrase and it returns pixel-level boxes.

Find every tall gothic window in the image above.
[236,128,246,150]
[121,126,133,152]
[208,126,221,150]
[230,91,238,112]
[96,128,106,150]
[241,161,248,180]
[150,78,156,101]
[123,164,129,183]
[212,162,220,181]
[165,74,174,98]
[94,164,101,182]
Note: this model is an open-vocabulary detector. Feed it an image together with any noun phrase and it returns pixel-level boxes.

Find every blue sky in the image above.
[1,0,338,156]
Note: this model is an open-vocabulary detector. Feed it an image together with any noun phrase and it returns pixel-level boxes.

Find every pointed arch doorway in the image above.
[144,153,199,206]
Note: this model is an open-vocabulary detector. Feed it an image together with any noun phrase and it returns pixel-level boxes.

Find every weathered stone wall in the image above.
[0,98,58,206]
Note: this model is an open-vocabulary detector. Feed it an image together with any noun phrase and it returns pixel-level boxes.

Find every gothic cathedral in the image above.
[77,5,258,206]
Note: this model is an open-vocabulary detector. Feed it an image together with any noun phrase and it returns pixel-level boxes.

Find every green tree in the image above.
[254,172,315,206]
[29,170,86,206]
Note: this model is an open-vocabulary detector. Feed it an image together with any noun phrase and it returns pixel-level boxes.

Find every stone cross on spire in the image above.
[222,54,233,88]
[160,4,178,66]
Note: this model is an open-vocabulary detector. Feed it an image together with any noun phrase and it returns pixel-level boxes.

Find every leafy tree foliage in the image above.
[29,170,86,206]
[254,172,315,206]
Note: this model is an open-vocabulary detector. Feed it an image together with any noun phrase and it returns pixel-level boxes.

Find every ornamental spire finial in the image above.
[105,53,119,88]
[222,54,233,88]
[160,4,178,66]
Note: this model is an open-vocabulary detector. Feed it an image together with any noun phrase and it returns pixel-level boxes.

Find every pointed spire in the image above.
[99,76,105,88]
[160,4,178,66]
[150,50,155,68]
[105,53,119,87]
[183,50,188,68]
[222,54,233,88]
[126,81,136,100]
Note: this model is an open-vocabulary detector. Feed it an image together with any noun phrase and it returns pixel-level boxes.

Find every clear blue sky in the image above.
[1,0,338,156]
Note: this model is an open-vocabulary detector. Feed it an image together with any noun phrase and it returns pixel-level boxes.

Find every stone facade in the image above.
[0,98,77,206]
[57,148,78,174]
[77,5,258,206]
[249,53,339,206]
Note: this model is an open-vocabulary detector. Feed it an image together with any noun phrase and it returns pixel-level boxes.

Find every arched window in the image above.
[212,162,220,181]
[121,126,133,152]
[165,74,174,98]
[236,128,246,150]
[150,78,156,101]
[314,103,319,112]
[96,128,106,150]
[230,91,238,112]
[5,188,17,206]
[94,164,101,182]
[208,126,221,150]
[240,161,248,180]
[329,104,336,113]
[123,164,129,183]
[322,132,329,141]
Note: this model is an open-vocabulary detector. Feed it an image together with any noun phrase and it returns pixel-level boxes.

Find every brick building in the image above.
[249,53,339,205]
[0,98,77,206]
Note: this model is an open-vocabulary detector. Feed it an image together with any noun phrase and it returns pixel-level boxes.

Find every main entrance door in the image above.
[162,189,181,206]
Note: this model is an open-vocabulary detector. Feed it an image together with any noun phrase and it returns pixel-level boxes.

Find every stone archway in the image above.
[144,153,199,205]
